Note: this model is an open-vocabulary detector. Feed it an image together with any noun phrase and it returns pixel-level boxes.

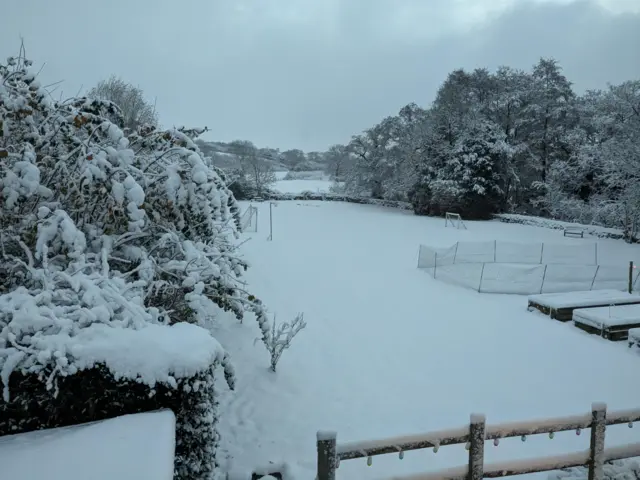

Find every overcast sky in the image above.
[2,0,639,151]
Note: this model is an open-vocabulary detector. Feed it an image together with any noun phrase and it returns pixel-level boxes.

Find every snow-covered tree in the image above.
[522,58,576,186]
[280,148,306,169]
[87,74,158,131]
[228,139,276,196]
[0,50,303,476]
[316,58,637,232]
[538,81,640,240]
[324,144,351,180]
[596,80,640,241]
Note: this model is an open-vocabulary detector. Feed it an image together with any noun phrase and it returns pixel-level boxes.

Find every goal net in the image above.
[240,205,258,233]
[444,212,467,229]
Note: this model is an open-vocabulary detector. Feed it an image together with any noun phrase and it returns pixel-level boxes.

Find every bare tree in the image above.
[229,140,276,196]
[324,144,351,180]
[87,75,158,131]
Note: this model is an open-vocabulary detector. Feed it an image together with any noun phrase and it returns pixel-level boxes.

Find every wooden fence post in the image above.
[468,414,486,480]
[588,403,607,480]
[630,261,634,294]
[317,431,337,480]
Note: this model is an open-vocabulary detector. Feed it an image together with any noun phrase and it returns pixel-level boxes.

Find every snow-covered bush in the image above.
[0,50,267,358]
[0,323,231,479]
[262,313,306,372]
[494,213,627,240]
[225,167,257,200]
[0,50,298,477]
[283,169,325,180]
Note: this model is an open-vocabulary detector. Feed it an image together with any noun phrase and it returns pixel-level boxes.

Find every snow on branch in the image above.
[0,49,284,407]
[259,313,307,372]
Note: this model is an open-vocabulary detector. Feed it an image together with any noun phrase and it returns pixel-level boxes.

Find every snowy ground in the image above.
[273,171,333,194]
[217,199,640,479]
[0,411,175,480]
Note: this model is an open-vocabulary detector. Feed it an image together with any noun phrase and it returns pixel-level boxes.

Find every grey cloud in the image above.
[1,0,639,151]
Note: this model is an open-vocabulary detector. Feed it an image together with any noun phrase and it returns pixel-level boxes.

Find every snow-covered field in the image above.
[273,171,333,194]
[218,198,640,479]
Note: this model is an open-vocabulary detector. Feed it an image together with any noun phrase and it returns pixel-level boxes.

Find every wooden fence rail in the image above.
[317,403,640,480]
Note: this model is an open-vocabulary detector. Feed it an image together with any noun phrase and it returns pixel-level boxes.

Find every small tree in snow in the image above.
[262,313,307,372]
[87,74,158,131]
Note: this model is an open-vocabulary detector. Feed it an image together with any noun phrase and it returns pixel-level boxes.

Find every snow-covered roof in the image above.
[0,410,176,480]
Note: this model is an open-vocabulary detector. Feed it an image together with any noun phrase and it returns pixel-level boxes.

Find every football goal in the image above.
[240,205,258,233]
[445,212,467,229]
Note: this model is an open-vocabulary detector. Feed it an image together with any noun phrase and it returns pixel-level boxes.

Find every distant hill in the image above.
[195,139,329,172]
[195,140,285,171]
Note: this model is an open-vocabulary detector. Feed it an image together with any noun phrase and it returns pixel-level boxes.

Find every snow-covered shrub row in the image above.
[0,361,223,479]
[282,170,326,181]
[258,190,413,210]
[549,459,640,480]
[495,214,628,241]
[0,52,283,477]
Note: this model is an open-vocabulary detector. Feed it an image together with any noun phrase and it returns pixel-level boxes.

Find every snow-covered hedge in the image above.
[0,322,233,479]
[257,190,413,210]
[0,51,288,478]
[494,213,628,241]
[282,170,326,180]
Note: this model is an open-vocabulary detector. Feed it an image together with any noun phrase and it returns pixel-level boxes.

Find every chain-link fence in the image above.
[417,240,640,295]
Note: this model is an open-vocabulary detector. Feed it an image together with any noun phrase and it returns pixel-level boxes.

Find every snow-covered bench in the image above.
[563,226,585,238]
[629,328,640,348]
[0,410,176,480]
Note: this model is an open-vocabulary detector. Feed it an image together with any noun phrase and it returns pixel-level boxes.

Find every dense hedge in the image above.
[257,190,413,210]
[494,213,629,241]
[0,364,220,480]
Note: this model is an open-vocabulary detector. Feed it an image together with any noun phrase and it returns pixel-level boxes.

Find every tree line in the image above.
[329,59,639,241]
[89,62,640,242]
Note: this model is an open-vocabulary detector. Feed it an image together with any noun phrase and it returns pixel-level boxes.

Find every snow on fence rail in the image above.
[417,241,640,295]
[316,404,640,480]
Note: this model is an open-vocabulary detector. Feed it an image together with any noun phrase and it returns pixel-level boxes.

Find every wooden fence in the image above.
[316,403,640,480]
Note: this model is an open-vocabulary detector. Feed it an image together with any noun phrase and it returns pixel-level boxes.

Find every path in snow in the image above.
[216,200,640,479]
